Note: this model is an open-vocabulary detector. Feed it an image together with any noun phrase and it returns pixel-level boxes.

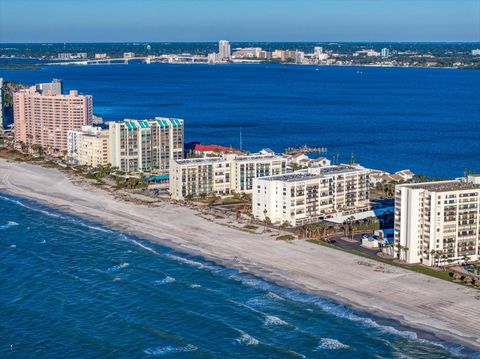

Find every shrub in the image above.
[276,234,295,241]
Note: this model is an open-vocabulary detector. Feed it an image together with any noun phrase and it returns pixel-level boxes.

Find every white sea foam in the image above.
[264,315,288,326]
[40,239,46,244]
[154,276,176,285]
[106,262,129,273]
[235,332,259,346]
[226,272,457,351]
[86,224,112,233]
[10,244,16,248]
[144,344,197,356]
[130,239,159,255]
[0,221,19,230]
[189,284,201,288]
[315,338,350,350]
[165,254,221,272]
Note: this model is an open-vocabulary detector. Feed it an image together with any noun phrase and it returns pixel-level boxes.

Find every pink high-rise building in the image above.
[14,85,92,154]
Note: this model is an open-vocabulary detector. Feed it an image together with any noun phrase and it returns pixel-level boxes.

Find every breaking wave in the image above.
[106,262,129,273]
[154,276,176,285]
[235,331,259,346]
[144,344,197,356]
[0,221,19,230]
[315,338,350,350]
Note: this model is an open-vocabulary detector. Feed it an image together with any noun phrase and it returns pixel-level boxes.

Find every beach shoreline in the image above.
[1,158,479,352]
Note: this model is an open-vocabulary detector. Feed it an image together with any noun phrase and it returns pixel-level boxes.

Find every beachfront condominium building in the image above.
[67,125,104,164]
[109,117,184,173]
[219,40,231,60]
[394,177,480,266]
[13,82,93,154]
[77,130,110,168]
[67,125,109,167]
[169,153,287,200]
[252,165,370,226]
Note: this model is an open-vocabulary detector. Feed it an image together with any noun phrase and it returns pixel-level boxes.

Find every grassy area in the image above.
[277,234,295,241]
[405,264,454,281]
[307,239,472,287]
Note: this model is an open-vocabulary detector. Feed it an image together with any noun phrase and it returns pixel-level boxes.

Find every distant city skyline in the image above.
[1,0,479,43]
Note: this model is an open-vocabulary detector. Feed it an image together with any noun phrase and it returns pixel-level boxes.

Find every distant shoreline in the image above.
[0,58,471,71]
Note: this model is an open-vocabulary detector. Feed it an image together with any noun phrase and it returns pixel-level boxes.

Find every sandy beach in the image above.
[1,158,479,352]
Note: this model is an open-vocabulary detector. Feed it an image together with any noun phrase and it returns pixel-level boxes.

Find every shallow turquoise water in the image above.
[0,193,477,358]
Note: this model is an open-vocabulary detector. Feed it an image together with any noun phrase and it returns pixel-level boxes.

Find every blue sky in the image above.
[1,0,479,42]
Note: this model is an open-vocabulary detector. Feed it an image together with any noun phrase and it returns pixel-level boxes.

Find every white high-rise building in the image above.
[314,46,323,54]
[170,153,287,200]
[294,51,305,64]
[219,40,231,61]
[381,48,390,58]
[67,125,104,164]
[394,178,480,266]
[252,165,370,226]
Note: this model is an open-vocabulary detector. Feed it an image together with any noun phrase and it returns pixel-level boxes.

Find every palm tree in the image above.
[279,221,289,235]
[430,249,437,267]
[263,209,269,231]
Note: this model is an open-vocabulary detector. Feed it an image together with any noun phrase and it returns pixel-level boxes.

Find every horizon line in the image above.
[2,41,480,45]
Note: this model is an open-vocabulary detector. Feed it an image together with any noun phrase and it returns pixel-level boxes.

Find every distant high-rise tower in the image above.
[219,40,231,61]
[381,48,390,58]
[36,78,63,94]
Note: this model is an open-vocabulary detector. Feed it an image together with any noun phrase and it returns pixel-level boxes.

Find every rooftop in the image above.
[311,164,367,176]
[194,144,238,153]
[174,157,226,165]
[234,154,283,162]
[401,180,480,192]
[258,171,322,183]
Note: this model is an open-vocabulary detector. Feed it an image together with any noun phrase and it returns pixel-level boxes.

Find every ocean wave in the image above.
[0,195,65,219]
[226,272,460,353]
[165,254,221,273]
[106,262,129,273]
[154,276,176,285]
[144,344,197,356]
[10,244,16,248]
[189,284,201,288]
[235,332,259,346]
[0,221,19,230]
[130,239,159,255]
[0,195,116,235]
[315,338,350,351]
[264,315,288,327]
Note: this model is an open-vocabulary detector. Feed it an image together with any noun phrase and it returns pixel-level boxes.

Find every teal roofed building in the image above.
[109,117,184,174]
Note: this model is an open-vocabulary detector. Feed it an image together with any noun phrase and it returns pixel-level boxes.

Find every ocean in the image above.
[0,193,475,358]
[1,63,479,178]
